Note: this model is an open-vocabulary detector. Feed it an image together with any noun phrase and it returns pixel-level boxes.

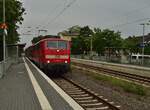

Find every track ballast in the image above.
[72,62,150,86]
[53,77,121,110]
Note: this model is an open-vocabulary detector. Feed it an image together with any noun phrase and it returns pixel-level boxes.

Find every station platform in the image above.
[0,58,83,110]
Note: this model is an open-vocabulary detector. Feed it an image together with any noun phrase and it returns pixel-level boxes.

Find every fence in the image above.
[72,54,150,67]
[0,58,17,78]
[0,45,19,78]
[0,61,3,78]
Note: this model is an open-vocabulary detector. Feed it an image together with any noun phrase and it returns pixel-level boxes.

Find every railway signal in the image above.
[0,23,8,29]
[0,23,8,35]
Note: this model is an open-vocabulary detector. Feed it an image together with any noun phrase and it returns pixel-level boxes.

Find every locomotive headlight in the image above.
[65,61,68,63]
[47,60,50,63]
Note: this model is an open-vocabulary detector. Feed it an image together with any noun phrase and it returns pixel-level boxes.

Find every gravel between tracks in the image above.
[64,68,150,110]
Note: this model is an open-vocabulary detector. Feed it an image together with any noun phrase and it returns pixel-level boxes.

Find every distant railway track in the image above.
[72,62,150,86]
[53,77,121,110]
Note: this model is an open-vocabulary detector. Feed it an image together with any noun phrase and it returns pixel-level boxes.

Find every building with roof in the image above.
[136,33,150,45]
[58,32,79,41]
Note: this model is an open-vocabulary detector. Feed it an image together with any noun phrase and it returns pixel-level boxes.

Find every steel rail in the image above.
[72,62,150,85]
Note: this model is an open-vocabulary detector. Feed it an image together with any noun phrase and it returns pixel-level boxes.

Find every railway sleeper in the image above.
[74,96,93,100]
[71,94,89,97]
[86,106,109,110]
[81,102,103,107]
[78,99,98,103]
[68,91,86,95]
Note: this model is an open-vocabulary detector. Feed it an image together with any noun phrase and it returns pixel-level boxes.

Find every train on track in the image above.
[25,36,71,76]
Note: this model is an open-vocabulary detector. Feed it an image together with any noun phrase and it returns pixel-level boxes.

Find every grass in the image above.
[71,65,150,96]
[91,73,149,96]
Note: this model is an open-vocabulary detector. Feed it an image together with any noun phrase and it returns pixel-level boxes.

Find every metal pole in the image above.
[3,0,6,73]
[38,30,40,36]
[17,45,19,58]
[90,35,93,59]
[36,27,39,37]
[140,22,150,65]
[142,24,145,65]
[90,37,92,55]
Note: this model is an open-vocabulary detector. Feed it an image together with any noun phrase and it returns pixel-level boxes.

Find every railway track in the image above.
[72,62,150,86]
[53,77,121,110]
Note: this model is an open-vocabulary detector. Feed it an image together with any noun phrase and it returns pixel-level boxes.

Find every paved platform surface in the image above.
[0,58,83,110]
[0,60,41,110]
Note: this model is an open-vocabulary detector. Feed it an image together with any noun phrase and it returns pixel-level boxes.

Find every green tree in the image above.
[70,26,94,54]
[80,26,93,38]
[93,28,123,55]
[68,25,81,34]
[0,0,25,44]
[93,28,104,54]
[79,26,93,52]
[71,37,86,54]
[123,36,141,53]
[0,0,25,61]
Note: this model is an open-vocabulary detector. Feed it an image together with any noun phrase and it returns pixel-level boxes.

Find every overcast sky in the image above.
[18,0,150,46]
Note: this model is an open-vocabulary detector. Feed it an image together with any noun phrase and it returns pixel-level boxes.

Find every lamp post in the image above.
[140,23,150,65]
[89,34,93,59]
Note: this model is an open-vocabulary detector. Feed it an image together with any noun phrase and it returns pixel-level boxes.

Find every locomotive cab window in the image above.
[47,41,57,49]
[58,41,67,49]
[47,40,67,49]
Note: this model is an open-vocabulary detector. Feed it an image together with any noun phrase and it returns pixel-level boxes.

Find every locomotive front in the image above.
[42,38,71,75]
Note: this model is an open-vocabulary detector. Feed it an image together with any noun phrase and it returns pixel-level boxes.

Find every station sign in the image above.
[0,23,8,35]
[139,43,145,48]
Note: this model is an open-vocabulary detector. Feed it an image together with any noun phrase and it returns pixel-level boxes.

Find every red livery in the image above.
[25,37,71,75]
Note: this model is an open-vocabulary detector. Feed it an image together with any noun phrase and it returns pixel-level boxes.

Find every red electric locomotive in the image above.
[25,36,71,75]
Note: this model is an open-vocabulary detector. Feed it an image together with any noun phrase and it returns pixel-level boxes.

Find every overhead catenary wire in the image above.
[37,0,68,29]
[108,17,150,29]
[21,0,69,35]
[23,0,77,36]
[105,2,150,29]
[22,0,150,36]
[41,0,77,29]
[120,3,150,20]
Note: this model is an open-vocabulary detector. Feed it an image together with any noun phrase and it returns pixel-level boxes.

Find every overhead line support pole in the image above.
[3,0,6,74]
[142,24,145,65]
[140,22,150,65]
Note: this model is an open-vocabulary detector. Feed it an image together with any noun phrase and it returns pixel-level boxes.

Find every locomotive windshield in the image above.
[47,40,67,49]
